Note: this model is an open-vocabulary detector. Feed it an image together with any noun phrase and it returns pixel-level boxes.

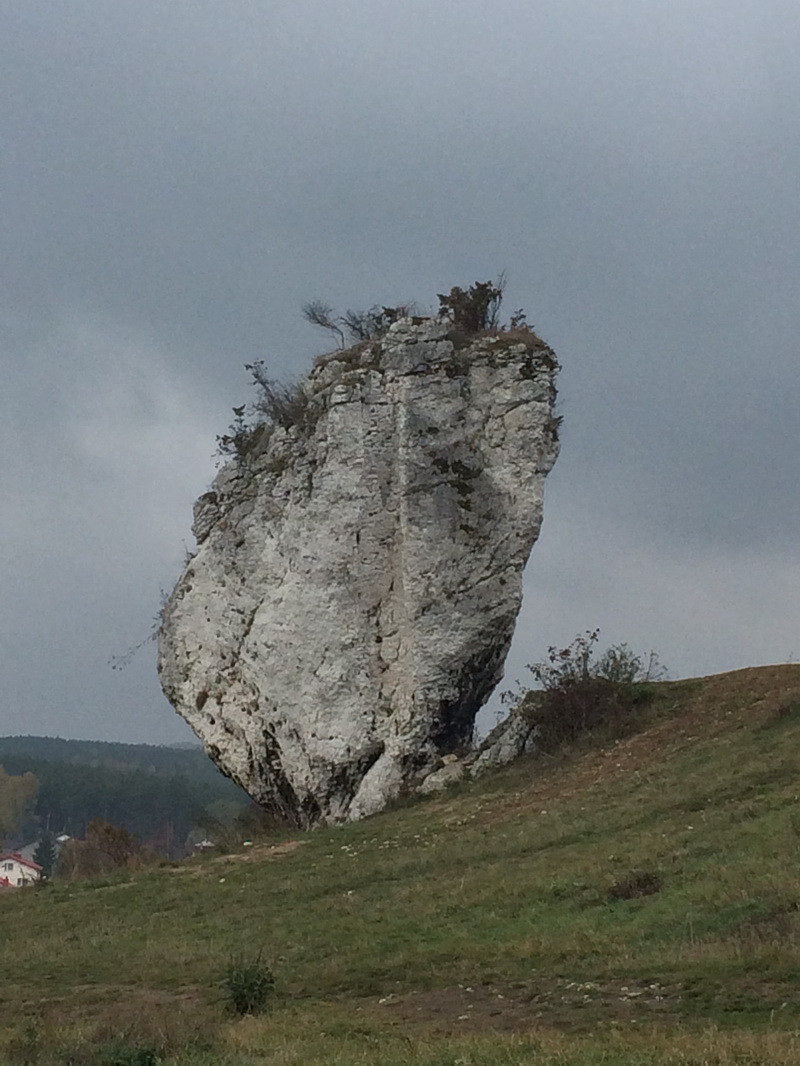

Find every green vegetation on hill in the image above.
[1,666,799,1064]
[0,736,216,778]
[0,736,247,857]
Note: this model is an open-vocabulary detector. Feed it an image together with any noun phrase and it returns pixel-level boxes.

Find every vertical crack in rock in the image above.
[158,317,559,825]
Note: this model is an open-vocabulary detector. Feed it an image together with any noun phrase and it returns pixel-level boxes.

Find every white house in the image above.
[0,853,42,887]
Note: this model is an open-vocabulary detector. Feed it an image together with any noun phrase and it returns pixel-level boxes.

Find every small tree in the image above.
[0,767,38,849]
[33,829,57,879]
[85,819,148,867]
[300,300,345,348]
[302,301,411,347]
[437,278,505,332]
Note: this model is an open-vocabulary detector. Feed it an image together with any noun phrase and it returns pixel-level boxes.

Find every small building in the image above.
[0,853,42,887]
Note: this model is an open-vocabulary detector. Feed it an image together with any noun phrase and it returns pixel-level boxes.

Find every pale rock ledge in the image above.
[158,317,559,825]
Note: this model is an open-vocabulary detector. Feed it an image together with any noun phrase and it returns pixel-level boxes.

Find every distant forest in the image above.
[0,736,248,857]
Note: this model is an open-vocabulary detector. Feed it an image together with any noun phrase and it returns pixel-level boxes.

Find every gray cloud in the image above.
[2,0,798,740]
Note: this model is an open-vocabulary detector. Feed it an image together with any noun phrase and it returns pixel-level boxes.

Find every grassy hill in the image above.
[1,665,800,1065]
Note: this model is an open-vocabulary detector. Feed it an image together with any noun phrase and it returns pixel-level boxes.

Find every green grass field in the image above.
[2,665,800,1065]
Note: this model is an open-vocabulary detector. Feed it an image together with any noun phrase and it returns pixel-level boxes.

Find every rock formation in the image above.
[158,316,559,825]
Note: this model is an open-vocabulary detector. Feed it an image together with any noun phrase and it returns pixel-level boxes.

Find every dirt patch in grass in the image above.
[372,978,682,1035]
[8,984,212,1032]
[219,840,304,863]
[371,967,800,1036]
[168,839,304,874]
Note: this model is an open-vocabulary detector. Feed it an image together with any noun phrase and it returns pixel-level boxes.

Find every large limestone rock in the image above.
[158,318,559,825]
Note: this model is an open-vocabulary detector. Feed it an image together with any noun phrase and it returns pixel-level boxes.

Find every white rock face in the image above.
[469,708,538,776]
[158,318,559,825]
[417,760,466,795]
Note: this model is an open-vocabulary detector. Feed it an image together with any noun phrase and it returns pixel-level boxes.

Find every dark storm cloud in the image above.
[2,0,798,740]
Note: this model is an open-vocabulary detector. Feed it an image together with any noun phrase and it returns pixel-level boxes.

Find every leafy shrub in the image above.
[216,361,321,461]
[595,644,665,684]
[437,279,504,332]
[246,361,320,434]
[527,630,665,690]
[55,820,157,881]
[506,630,666,753]
[221,952,275,1016]
[524,678,649,752]
[527,629,599,690]
[216,404,266,461]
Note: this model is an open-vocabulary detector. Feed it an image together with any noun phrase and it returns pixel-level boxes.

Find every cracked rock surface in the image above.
[158,318,559,825]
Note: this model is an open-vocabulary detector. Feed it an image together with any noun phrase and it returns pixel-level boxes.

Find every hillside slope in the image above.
[1,665,800,1065]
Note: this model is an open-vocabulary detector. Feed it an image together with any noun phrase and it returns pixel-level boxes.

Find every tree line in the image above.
[0,736,248,860]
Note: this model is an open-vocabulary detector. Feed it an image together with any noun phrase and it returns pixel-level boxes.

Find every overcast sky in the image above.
[2,0,798,744]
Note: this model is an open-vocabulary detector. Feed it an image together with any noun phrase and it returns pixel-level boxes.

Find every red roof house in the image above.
[0,853,42,887]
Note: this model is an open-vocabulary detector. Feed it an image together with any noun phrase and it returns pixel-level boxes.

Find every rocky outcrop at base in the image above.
[158,317,558,825]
